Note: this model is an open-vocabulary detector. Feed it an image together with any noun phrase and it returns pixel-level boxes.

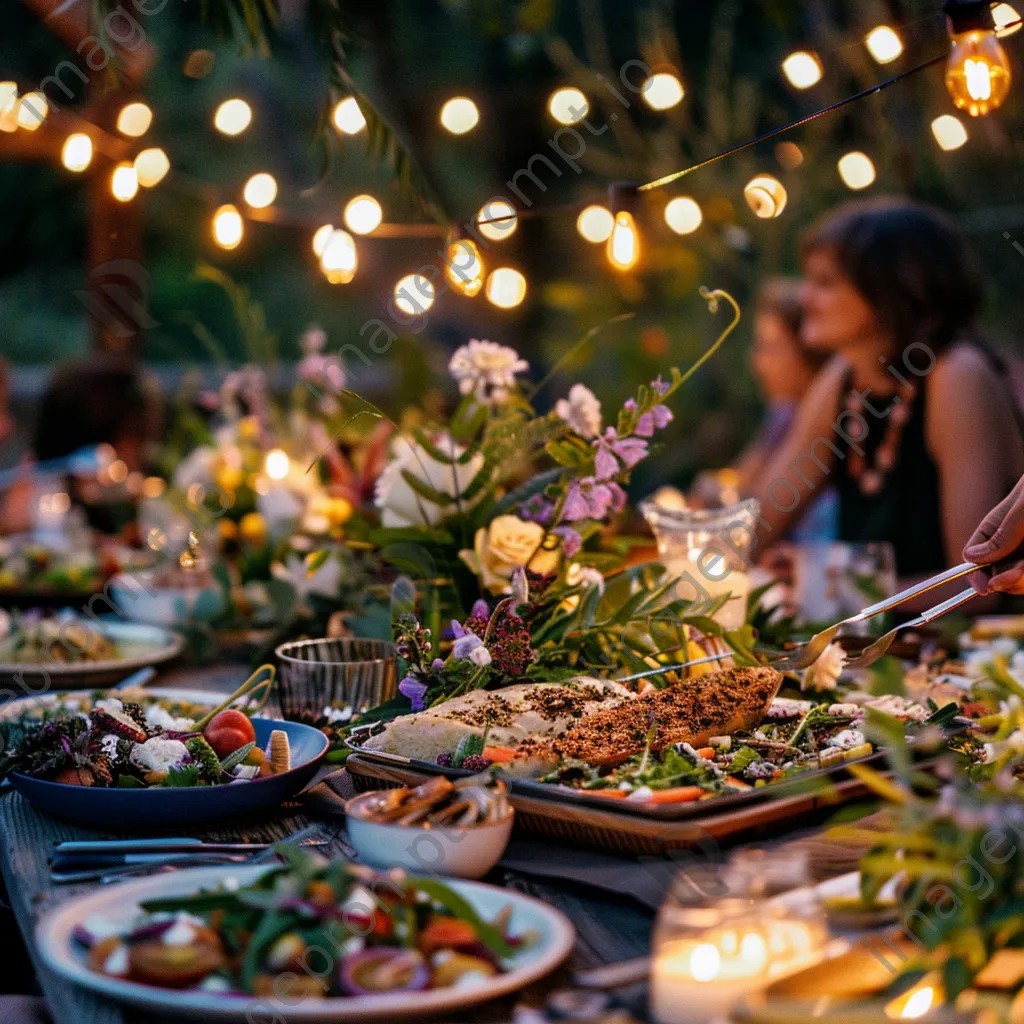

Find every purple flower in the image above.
[519,493,554,525]
[452,632,486,660]
[623,398,638,413]
[450,619,468,639]
[431,658,445,672]
[562,477,617,522]
[511,567,529,606]
[608,482,627,512]
[553,525,582,557]
[592,427,649,480]
[399,676,428,712]
[635,407,672,437]
[471,599,490,620]
[651,375,669,396]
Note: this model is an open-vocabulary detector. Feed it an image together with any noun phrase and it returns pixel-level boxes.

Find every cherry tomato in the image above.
[203,709,256,758]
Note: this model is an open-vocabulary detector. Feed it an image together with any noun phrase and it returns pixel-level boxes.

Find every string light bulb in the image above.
[838,151,876,189]
[312,224,334,256]
[547,87,589,124]
[865,25,904,63]
[642,72,685,110]
[134,147,170,187]
[576,205,614,243]
[16,92,47,130]
[445,238,485,297]
[485,268,527,308]
[343,195,383,235]
[931,113,970,148]
[664,196,703,235]
[213,205,244,249]
[744,174,787,218]
[440,97,480,134]
[243,173,277,209]
[214,98,252,135]
[944,0,1012,115]
[781,51,823,88]
[394,273,436,313]
[332,97,366,134]
[320,229,357,283]
[0,83,17,133]
[992,3,1022,36]
[61,134,93,173]
[117,101,152,137]
[476,199,518,241]
[606,185,641,271]
[110,162,139,202]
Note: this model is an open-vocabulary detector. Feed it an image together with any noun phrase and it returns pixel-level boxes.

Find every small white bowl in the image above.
[345,792,514,880]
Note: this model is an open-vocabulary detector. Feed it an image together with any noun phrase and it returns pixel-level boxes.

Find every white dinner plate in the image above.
[36,864,576,1021]
[0,685,218,721]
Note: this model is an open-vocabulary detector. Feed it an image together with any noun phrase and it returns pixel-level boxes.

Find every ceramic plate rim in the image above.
[35,865,576,1021]
[0,686,219,721]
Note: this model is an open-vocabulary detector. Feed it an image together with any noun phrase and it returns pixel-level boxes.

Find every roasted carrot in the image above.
[582,789,629,799]
[695,747,716,760]
[418,917,478,955]
[641,786,704,805]
[723,776,752,790]
[481,745,518,764]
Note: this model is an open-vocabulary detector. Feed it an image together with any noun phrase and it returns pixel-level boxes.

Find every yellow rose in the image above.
[459,515,560,594]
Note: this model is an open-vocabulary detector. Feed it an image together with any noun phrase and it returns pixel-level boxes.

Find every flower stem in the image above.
[193,664,276,731]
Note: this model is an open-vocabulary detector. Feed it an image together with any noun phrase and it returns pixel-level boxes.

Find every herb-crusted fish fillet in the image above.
[548,666,783,767]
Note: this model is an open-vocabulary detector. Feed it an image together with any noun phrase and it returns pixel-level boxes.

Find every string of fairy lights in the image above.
[0,0,1020,315]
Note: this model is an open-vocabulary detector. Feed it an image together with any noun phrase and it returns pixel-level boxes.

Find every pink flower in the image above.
[562,477,620,522]
[634,406,673,437]
[553,526,582,556]
[651,375,669,396]
[593,427,649,479]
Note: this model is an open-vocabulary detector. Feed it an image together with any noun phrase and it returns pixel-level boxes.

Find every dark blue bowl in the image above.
[8,718,328,829]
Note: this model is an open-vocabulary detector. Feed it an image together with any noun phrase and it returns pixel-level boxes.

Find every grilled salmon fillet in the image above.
[546,666,783,768]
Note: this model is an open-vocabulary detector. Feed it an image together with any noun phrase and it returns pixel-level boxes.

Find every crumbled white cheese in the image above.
[129,737,189,772]
[865,695,929,722]
[339,936,364,956]
[828,704,860,717]
[826,729,866,750]
[708,736,731,750]
[452,971,490,991]
[162,920,197,947]
[103,945,129,976]
[321,706,354,724]
[144,704,196,733]
[198,975,232,992]
[627,786,654,802]
[801,642,846,692]
[766,698,813,720]
[99,734,121,759]
[93,698,124,716]
[231,764,260,780]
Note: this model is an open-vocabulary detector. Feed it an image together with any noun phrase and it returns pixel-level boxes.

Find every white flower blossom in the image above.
[801,642,847,692]
[448,339,528,406]
[555,384,603,439]
[468,645,493,668]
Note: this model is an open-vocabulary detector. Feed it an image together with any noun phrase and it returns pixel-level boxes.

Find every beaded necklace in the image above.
[843,379,918,495]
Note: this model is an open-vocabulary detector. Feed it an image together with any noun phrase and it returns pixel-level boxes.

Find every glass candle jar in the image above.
[640,498,761,630]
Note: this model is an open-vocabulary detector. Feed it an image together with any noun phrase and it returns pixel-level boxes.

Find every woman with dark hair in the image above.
[754,197,1024,583]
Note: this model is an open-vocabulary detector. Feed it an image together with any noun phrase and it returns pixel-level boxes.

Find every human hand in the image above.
[964,475,1024,594]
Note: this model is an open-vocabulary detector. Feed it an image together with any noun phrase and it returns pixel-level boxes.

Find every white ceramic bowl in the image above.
[345,792,514,880]
[109,572,225,628]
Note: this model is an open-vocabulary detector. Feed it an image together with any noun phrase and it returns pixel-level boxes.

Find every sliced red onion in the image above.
[339,949,429,996]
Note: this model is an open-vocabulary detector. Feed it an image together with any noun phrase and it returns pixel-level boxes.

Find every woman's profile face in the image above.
[751,311,808,403]
[801,248,880,353]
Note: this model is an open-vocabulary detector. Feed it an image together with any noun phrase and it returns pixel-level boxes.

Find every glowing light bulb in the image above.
[134,147,170,187]
[439,96,479,134]
[476,199,518,241]
[664,196,702,235]
[213,205,244,249]
[343,195,383,235]
[606,211,640,271]
[117,101,152,137]
[0,82,16,114]
[775,141,804,169]
[865,26,904,63]
[547,87,588,124]
[312,223,334,256]
[946,28,1012,115]
[394,273,436,314]
[992,3,1022,36]
[214,98,252,135]
[265,449,290,480]
[332,97,366,134]
[781,51,823,89]
[642,72,685,110]
[837,151,876,190]
[744,174,787,218]
[16,92,47,130]
[110,162,139,202]
[445,238,485,297]
[576,205,614,243]
[900,987,935,1019]
[689,944,721,982]
[61,134,93,173]
[931,113,969,149]
[243,173,277,208]
[320,229,357,283]
[485,268,527,309]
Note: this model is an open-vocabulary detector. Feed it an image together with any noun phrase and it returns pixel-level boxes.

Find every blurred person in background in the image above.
[753,197,1024,586]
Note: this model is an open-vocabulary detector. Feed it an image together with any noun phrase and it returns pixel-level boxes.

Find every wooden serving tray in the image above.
[345,753,882,857]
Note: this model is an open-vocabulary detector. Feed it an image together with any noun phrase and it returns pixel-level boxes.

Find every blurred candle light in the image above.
[265,449,290,480]
[320,229,357,283]
[111,162,139,202]
[61,133,93,172]
[865,26,904,63]
[312,223,334,256]
[664,196,703,235]
[117,101,152,137]
[837,151,876,189]
[744,174,787,218]
[332,96,366,134]
[0,82,16,114]
[142,476,166,499]
[883,974,944,1019]
[931,113,969,149]
[775,141,804,169]
[548,87,589,124]
[243,172,277,208]
[213,205,244,249]
[607,211,641,270]
[394,273,436,314]
[576,204,614,243]
[440,96,480,134]
[16,92,47,130]
[781,51,823,88]
[343,195,383,234]
[445,238,485,297]
[642,72,685,110]
[485,268,527,308]
[134,147,170,187]
[992,3,1022,37]
[476,199,518,241]
[214,98,252,135]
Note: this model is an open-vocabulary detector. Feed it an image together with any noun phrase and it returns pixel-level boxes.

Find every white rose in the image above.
[375,433,485,529]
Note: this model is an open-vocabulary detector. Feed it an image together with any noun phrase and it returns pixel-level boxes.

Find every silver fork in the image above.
[841,586,978,668]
